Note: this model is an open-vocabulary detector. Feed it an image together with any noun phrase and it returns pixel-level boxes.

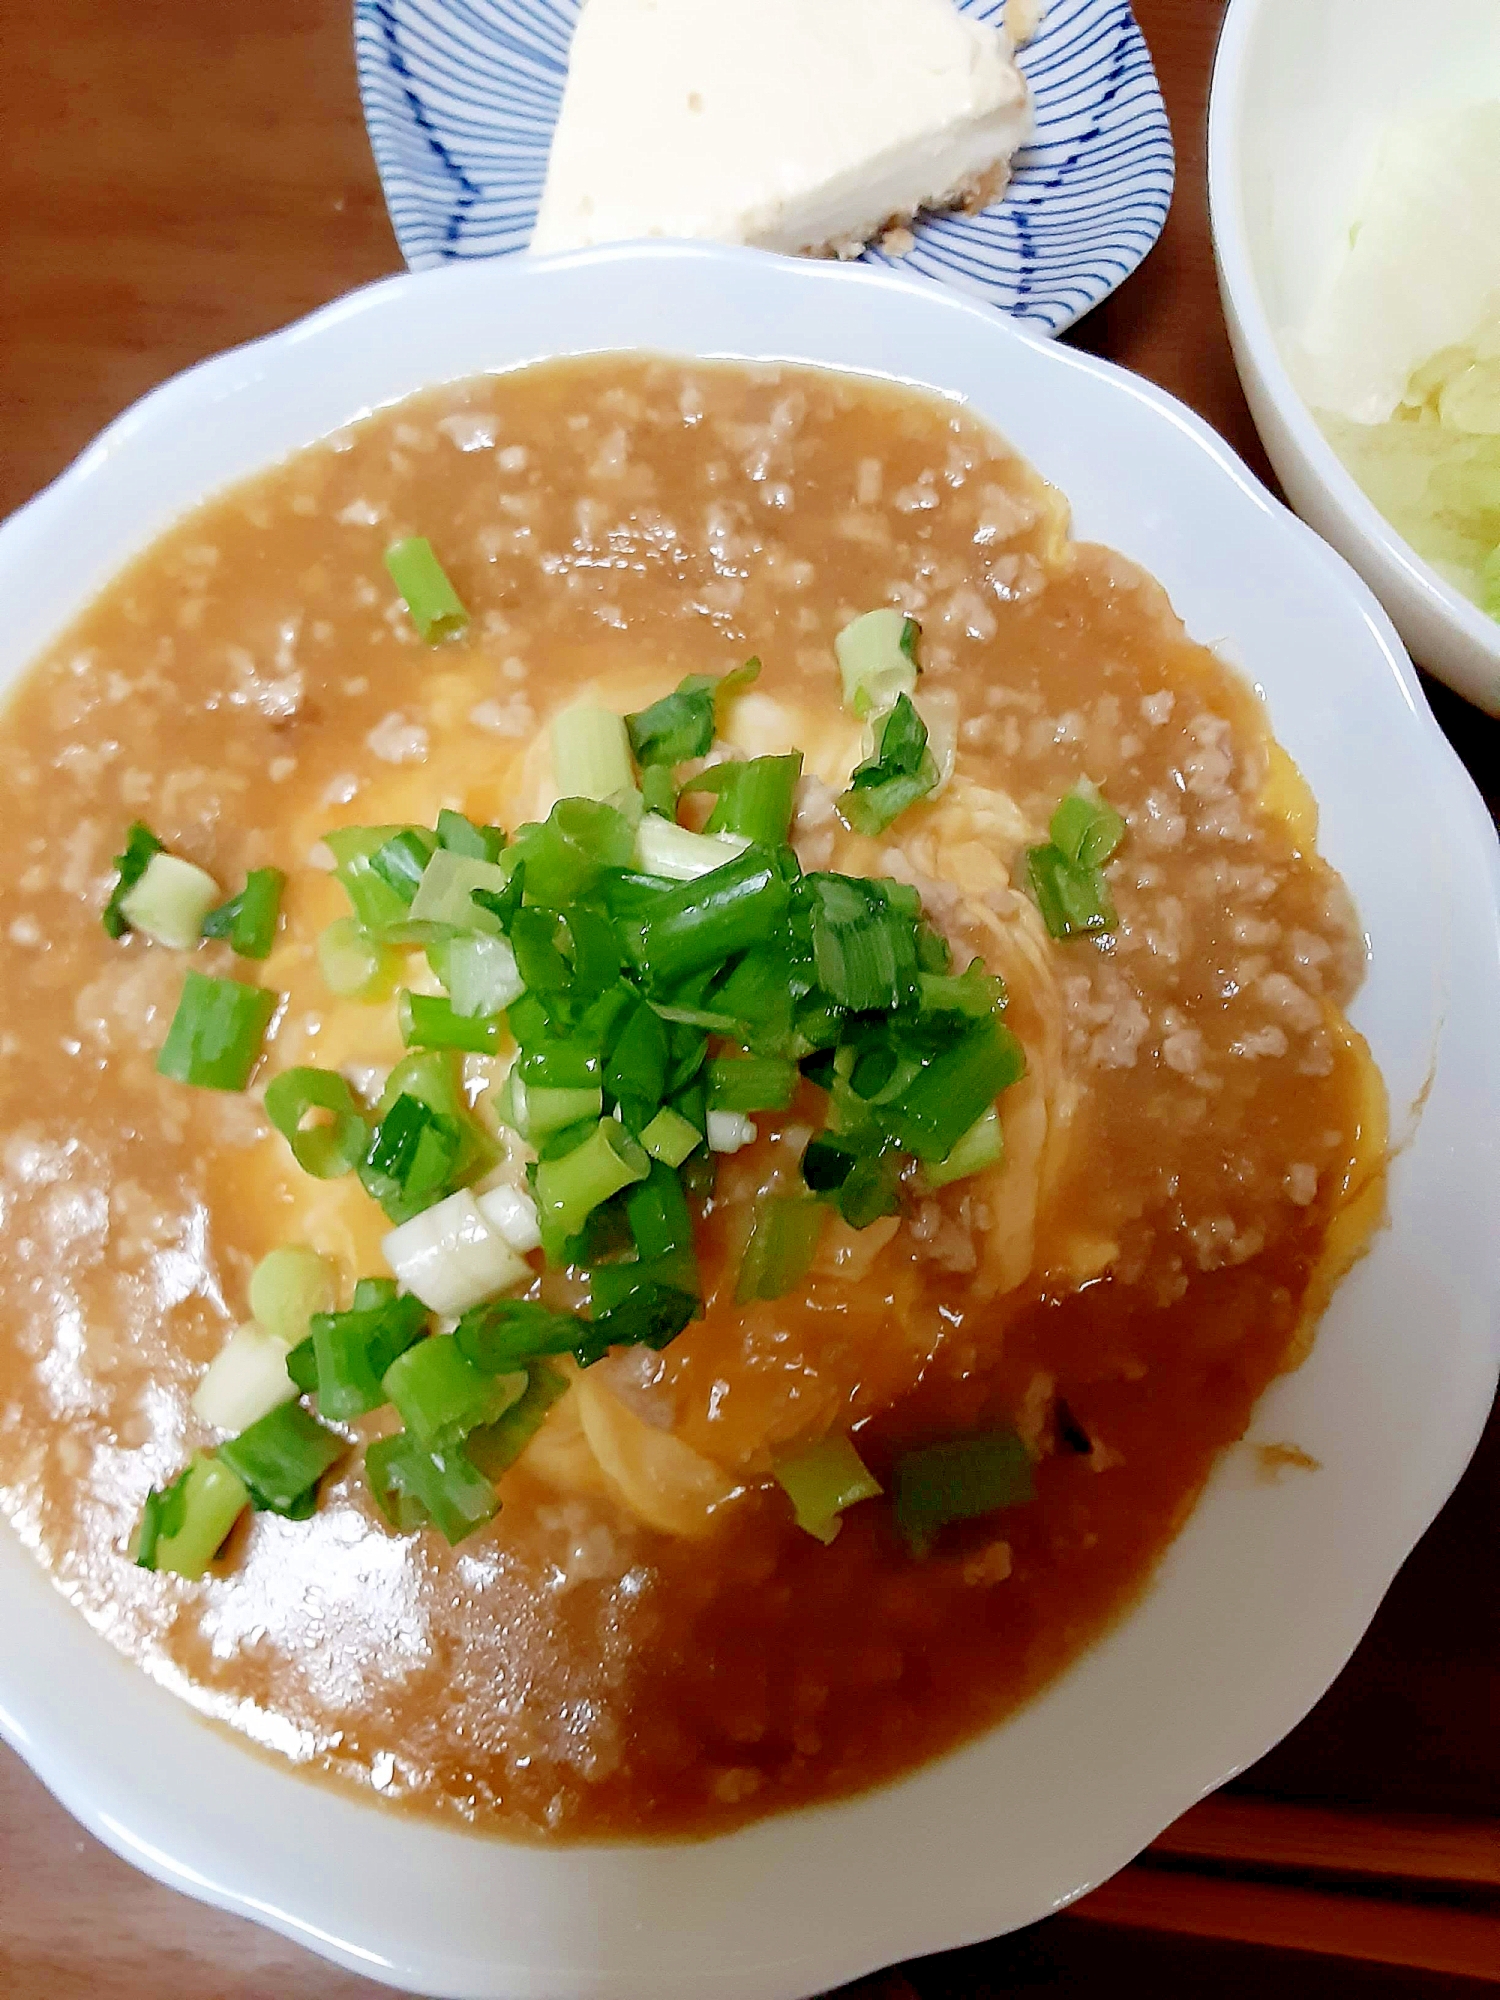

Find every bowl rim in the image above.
[1206,0,1500,698]
[1,239,1498,1999]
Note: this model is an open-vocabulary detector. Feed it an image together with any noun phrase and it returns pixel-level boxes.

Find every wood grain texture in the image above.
[1,0,1497,1993]
[1155,1796,1500,1890]
[1075,1870,1500,1984]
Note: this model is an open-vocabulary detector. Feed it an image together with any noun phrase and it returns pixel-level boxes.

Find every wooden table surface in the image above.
[1,2,1497,1994]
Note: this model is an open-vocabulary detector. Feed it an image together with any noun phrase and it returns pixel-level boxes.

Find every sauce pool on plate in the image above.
[0,357,1384,1837]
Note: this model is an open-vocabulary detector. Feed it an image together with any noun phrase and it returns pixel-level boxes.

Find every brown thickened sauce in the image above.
[0,358,1382,1838]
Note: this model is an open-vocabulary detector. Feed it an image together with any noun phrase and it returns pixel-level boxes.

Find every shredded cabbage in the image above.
[1319,314,1500,622]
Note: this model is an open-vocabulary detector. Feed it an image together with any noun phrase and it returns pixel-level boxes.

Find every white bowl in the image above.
[1,243,1498,2000]
[1208,0,1500,714]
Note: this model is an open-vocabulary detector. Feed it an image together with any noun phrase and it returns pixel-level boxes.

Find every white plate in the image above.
[354,0,1174,334]
[1,242,1497,2000]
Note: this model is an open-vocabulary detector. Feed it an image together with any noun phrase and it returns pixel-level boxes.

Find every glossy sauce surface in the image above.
[0,358,1381,1837]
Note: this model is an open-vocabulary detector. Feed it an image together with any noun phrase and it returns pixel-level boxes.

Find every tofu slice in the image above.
[531,0,1032,260]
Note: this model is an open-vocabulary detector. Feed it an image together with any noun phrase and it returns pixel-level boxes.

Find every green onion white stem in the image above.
[476,1182,543,1254]
[835,607,919,717]
[248,1246,336,1346]
[120,852,221,950]
[634,813,750,881]
[551,703,635,802]
[707,1110,757,1153]
[382,1189,532,1316]
[191,1324,299,1432]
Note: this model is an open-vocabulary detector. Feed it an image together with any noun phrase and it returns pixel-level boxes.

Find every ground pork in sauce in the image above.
[0,358,1382,1837]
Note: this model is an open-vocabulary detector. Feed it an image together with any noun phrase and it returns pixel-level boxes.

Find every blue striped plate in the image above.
[355,0,1173,336]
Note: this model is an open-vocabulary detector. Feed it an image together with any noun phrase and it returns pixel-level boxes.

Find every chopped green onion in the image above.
[156,971,277,1092]
[1025,784,1127,940]
[310,1290,428,1420]
[626,1158,695,1264]
[918,961,1007,1018]
[1050,784,1126,869]
[379,1049,469,1119]
[264,1066,369,1178]
[551,703,635,802]
[633,812,749,882]
[921,1104,1004,1190]
[801,1135,856,1193]
[626,678,718,767]
[475,1180,542,1253]
[103,822,165,939]
[285,1337,318,1395]
[1025,843,1118,941]
[382,1187,531,1316]
[640,765,678,818]
[135,1455,250,1578]
[625,660,760,767]
[623,845,792,987]
[588,1251,695,1316]
[508,907,576,998]
[369,827,439,905]
[728,962,808,1059]
[466,1362,570,1480]
[406,846,510,931]
[398,991,502,1055]
[604,1000,670,1108]
[508,1078,605,1142]
[736,1194,825,1303]
[572,1193,635,1266]
[317,917,397,1001]
[454,1297,584,1372]
[696,752,802,847]
[436,808,506,864]
[382,1335,526,1449]
[663,1016,713,1091]
[807,873,918,1012]
[592,868,676,921]
[429,931,524,1016]
[365,1432,497,1544]
[509,797,636,910]
[567,905,623,1001]
[827,1146,905,1229]
[837,694,939,836]
[385,536,469,644]
[773,1434,882,1545]
[121,851,222,950]
[706,1109,758,1154]
[893,1429,1034,1557]
[323,825,425,935]
[582,1280,696,1361]
[835,609,920,718]
[707,1055,797,1114]
[880,1019,1026,1163]
[192,1323,299,1433]
[640,1105,702,1167]
[377,1050,494,1188]
[516,1039,602,1091]
[217,1401,347,1519]
[592,1164,699,1327]
[248,1245,336,1348]
[200,867,286,959]
[534,1119,649,1262]
[358,1092,464,1225]
[916,922,952,974]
